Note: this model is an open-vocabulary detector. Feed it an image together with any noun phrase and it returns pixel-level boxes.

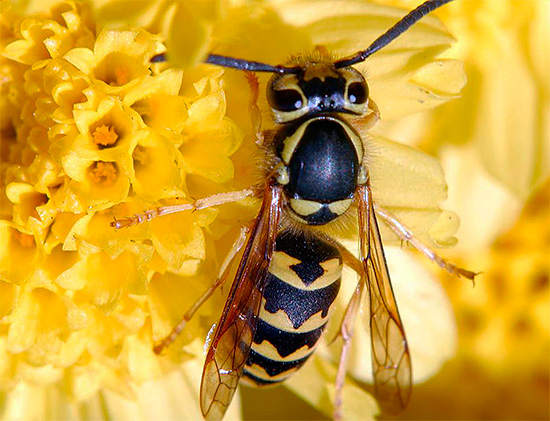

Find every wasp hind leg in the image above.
[329,243,367,421]
[153,225,250,354]
[374,204,478,281]
[333,280,365,421]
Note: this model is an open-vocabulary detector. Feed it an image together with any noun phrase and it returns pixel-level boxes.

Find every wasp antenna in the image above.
[206,54,300,74]
[151,52,299,74]
[334,0,454,68]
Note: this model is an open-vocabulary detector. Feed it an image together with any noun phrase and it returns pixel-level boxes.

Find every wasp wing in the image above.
[357,184,412,412]
[200,183,283,421]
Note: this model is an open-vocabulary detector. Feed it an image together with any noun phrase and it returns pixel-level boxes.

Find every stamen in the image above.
[88,161,118,186]
[92,125,118,147]
[114,67,129,85]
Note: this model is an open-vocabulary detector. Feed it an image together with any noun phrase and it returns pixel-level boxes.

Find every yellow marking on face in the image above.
[302,62,339,82]
[251,338,316,362]
[270,74,309,124]
[327,198,353,216]
[269,252,342,290]
[340,67,370,115]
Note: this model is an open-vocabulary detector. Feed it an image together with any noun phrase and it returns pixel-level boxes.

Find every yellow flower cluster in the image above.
[0,0,248,407]
[0,0,472,419]
[402,184,549,420]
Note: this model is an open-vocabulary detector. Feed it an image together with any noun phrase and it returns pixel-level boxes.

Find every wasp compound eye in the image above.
[347,81,368,104]
[267,88,304,112]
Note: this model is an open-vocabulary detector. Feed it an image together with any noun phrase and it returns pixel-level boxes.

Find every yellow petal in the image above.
[0,280,15,319]
[285,354,379,420]
[79,251,147,315]
[166,2,212,69]
[0,221,40,285]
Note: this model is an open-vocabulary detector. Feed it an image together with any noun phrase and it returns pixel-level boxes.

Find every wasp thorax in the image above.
[267,63,370,124]
[274,114,364,226]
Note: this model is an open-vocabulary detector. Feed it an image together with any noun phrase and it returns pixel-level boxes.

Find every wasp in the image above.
[113,0,475,419]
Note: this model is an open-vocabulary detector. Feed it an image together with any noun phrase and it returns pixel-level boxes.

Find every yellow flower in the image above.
[376,0,549,200]
[399,183,549,420]
[0,0,243,418]
[94,0,226,69]
[0,0,471,419]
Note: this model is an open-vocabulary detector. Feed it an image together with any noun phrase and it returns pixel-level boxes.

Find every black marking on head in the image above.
[263,273,341,329]
[246,349,309,377]
[267,88,304,112]
[298,76,346,113]
[253,319,327,358]
[285,118,359,202]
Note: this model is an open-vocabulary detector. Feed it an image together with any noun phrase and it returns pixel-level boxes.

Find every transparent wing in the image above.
[357,184,412,413]
[200,183,283,421]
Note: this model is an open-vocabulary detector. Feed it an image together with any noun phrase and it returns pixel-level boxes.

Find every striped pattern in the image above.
[243,230,342,386]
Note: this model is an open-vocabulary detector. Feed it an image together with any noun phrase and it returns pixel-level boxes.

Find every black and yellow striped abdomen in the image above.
[243,229,342,386]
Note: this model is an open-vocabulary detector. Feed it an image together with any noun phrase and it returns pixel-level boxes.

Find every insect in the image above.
[114,0,475,419]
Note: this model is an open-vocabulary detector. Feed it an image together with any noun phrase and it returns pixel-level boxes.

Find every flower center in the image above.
[92,125,118,147]
[88,161,118,186]
[114,67,129,86]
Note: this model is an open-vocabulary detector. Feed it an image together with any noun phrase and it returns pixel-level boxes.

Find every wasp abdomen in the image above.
[243,229,342,386]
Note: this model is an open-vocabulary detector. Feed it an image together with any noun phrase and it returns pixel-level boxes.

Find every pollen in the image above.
[88,161,118,186]
[92,125,119,147]
[114,67,129,86]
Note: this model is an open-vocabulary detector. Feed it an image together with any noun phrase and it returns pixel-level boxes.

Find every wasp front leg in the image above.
[111,187,257,229]
[244,71,264,146]
[351,99,380,132]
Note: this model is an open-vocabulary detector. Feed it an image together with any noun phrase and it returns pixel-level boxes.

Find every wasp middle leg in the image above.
[153,224,250,354]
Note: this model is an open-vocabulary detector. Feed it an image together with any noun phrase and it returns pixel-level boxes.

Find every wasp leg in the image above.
[111,187,257,229]
[334,280,365,421]
[153,225,250,354]
[326,242,365,420]
[365,99,380,130]
[324,241,362,347]
[374,204,477,281]
[244,71,263,146]
[352,98,380,131]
